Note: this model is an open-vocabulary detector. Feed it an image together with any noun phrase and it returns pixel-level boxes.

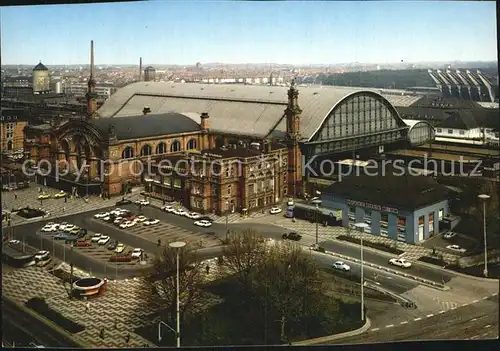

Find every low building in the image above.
[144,142,287,215]
[321,166,452,243]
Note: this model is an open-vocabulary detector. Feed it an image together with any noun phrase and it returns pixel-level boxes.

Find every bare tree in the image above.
[253,241,324,342]
[147,243,205,324]
[471,180,499,244]
[221,229,266,288]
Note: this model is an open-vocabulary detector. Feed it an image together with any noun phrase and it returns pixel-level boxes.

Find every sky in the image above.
[1,1,498,65]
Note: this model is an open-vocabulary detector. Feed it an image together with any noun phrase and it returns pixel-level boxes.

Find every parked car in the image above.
[91,233,103,242]
[98,236,110,245]
[131,248,143,259]
[136,215,147,222]
[199,216,213,223]
[282,232,302,241]
[38,193,50,200]
[115,243,125,253]
[58,222,70,230]
[194,219,212,227]
[74,240,92,247]
[70,227,82,235]
[63,224,77,232]
[135,199,150,206]
[116,199,132,206]
[35,250,50,261]
[9,239,21,245]
[41,224,58,232]
[446,244,466,253]
[443,231,457,239]
[144,218,160,226]
[109,254,132,262]
[270,206,282,214]
[107,240,118,250]
[161,205,174,212]
[333,261,351,272]
[173,208,186,216]
[186,212,201,219]
[94,212,109,219]
[54,233,72,240]
[53,191,67,198]
[389,258,412,268]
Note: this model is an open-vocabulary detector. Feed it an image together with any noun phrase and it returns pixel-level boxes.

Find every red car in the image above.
[109,255,132,262]
[74,240,92,247]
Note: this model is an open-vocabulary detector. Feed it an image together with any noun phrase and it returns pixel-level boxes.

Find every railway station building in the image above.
[24,79,436,215]
[321,165,452,243]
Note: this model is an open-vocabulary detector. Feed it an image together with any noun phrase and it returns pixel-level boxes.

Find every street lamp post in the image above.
[85,165,90,199]
[355,222,369,322]
[169,241,186,348]
[478,194,491,278]
[312,199,322,245]
[225,200,229,242]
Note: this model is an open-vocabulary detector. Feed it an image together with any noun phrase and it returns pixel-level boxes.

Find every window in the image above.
[418,216,424,225]
[187,139,197,150]
[448,129,453,134]
[156,142,167,154]
[397,217,406,226]
[227,185,232,195]
[163,176,171,187]
[140,144,152,156]
[170,140,181,152]
[7,140,13,151]
[173,178,182,188]
[459,130,465,135]
[437,128,442,133]
[438,208,444,220]
[248,184,255,194]
[122,146,134,159]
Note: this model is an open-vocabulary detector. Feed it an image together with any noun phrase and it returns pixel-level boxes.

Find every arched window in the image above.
[122,146,134,159]
[156,142,167,154]
[140,144,152,156]
[187,139,197,150]
[170,140,181,152]
[7,140,13,151]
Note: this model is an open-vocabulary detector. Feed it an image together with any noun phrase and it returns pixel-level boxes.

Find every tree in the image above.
[251,241,324,342]
[221,229,266,289]
[470,180,499,245]
[147,243,205,326]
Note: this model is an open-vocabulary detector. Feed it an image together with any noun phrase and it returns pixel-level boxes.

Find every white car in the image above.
[119,221,130,229]
[35,250,50,261]
[58,222,70,230]
[46,222,60,229]
[91,233,103,242]
[173,208,187,216]
[389,258,412,268]
[9,240,20,245]
[270,207,282,214]
[94,212,109,219]
[194,219,212,227]
[443,232,457,239]
[144,219,160,226]
[115,243,125,253]
[333,261,351,271]
[446,245,466,253]
[131,248,143,259]
[98,236,110,245]
[136,215,147,222]
[186,212,201,219]
[135,200,150,206]
[103,216,111,221]
[41,224,58,232]
[113,217,124,224]
[162,205,174,212]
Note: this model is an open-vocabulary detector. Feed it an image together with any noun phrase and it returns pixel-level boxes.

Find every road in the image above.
[314,252,419,295]
[6,204,454,286]
[333,295,499,343]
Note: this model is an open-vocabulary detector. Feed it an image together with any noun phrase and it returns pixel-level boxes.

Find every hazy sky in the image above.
[1,1,497,65]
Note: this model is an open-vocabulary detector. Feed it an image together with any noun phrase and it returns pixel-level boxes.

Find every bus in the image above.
[286,202,342,226]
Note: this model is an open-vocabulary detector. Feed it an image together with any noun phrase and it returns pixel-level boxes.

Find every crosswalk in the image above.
[432,296,459,311]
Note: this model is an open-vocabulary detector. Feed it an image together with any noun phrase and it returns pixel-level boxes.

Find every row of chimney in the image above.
[142,106,210,131]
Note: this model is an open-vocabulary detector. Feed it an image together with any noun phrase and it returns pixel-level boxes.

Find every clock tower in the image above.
[86,40,98,119]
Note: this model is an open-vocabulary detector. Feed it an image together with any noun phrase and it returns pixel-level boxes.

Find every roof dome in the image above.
[33,62,48,71]
[145,66,155,71]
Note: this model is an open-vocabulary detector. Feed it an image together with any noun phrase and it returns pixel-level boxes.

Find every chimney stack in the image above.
[143,106,151,115]
[139,57,142,81]
[200,112,210,131]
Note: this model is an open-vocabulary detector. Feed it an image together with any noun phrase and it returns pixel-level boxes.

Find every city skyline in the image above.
[1,1,498,65]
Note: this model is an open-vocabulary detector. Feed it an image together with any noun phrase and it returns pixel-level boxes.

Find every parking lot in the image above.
[90,205,223,249]
[421,231,479,256]
[36,223,153,268]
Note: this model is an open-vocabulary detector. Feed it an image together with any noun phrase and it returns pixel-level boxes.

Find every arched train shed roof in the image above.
[403,119,435,146]
[97,82,410,141]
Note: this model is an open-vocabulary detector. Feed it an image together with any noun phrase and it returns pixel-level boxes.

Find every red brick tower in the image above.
[86,40,98,118]
[284,79,303,197]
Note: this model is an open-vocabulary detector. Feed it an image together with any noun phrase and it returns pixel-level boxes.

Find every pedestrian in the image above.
[99,328,104,339]
[85,301,90,312]
[125,332,130,344]
[114,319,118,329]
[64,196,67,203]
[206,264,210,275]
[63,207,66,213]
[14,193,17,200]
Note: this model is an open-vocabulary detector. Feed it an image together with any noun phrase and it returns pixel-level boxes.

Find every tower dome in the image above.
[32,61,50,94]
[33,62,48,71]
